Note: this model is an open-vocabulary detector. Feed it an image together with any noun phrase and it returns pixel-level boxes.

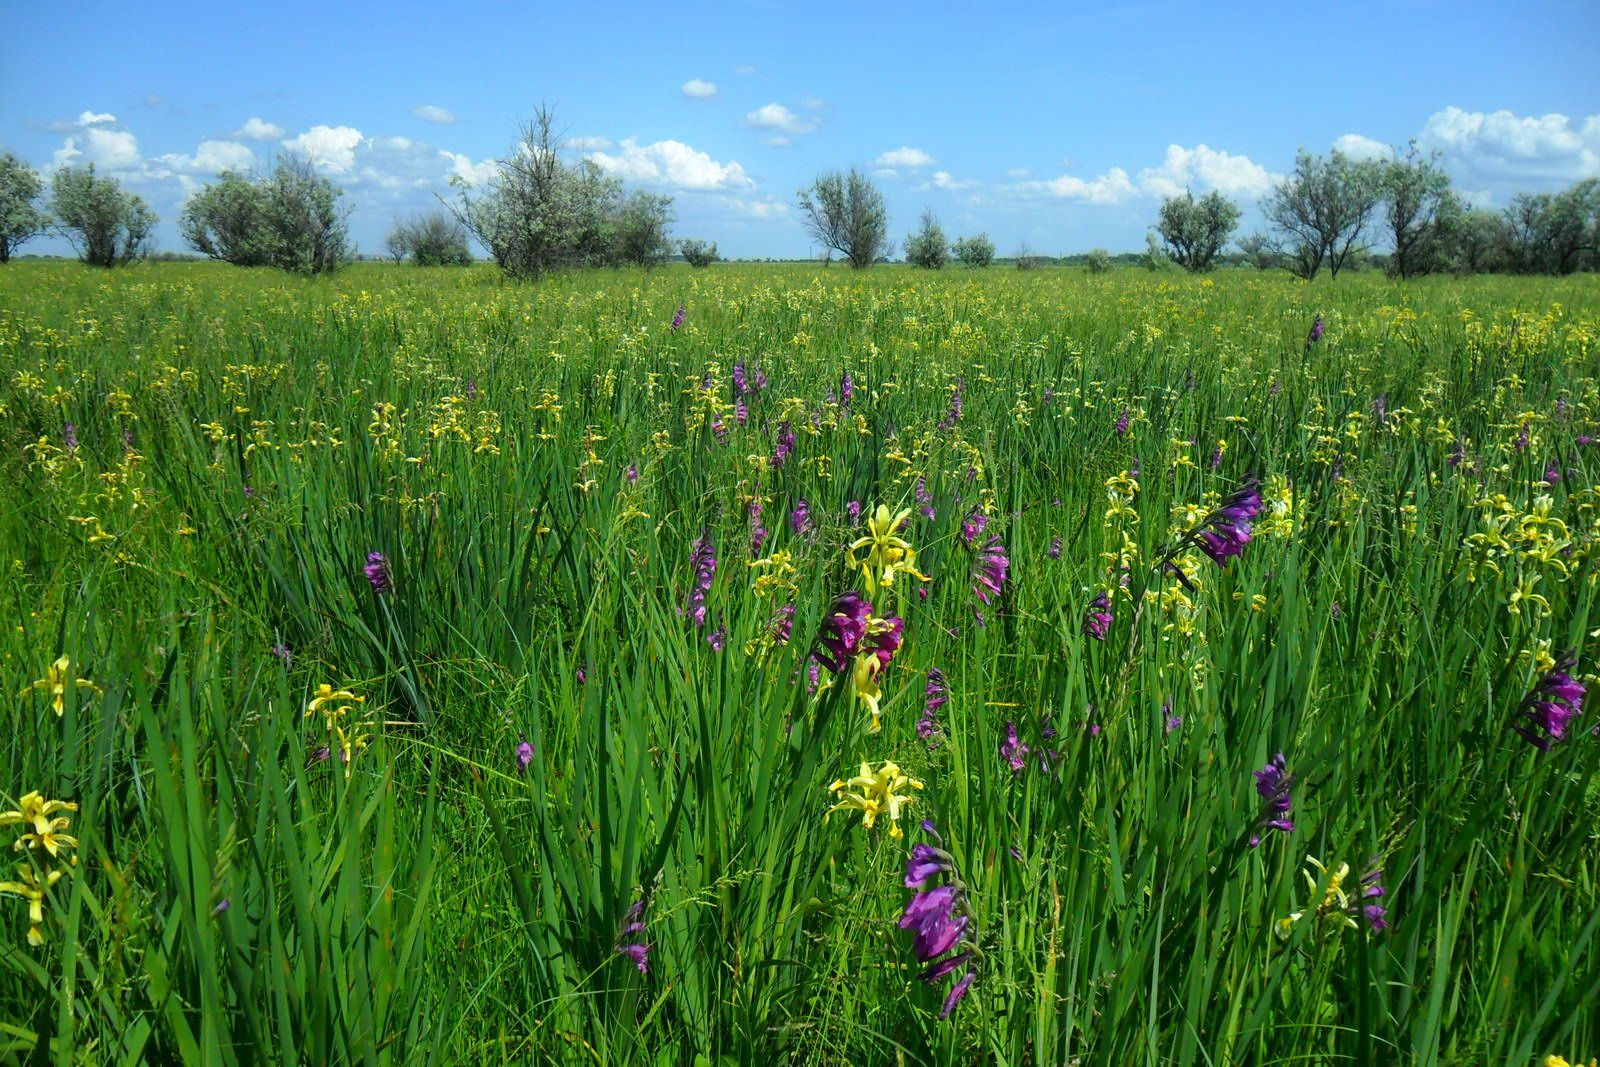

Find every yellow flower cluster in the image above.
[0,791,80,946]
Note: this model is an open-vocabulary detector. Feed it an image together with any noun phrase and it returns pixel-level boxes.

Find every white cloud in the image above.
[875,147,936,169]
[759,136,792,148]
[441,150,498,186]
[714,195,788,219]
[916,170,981,192]
[566,135,615,151]
[681,79,718,100]
[1332,133,1392,161]
[234,117,286,140]
[1006,168,1033,179]
[798,95,831,111]
[153,140,257,176]
[732,64,758,75]
[65,127,143,171]
[411,105,457,125]
[282,125,364,173]
[1419,106,1600,182]
[743,103,818,135]
[874,168,898,180]
[1015,167,1140,204]
[1137,144,1279,199]
[587,138,754,191]
[78,110,117,126]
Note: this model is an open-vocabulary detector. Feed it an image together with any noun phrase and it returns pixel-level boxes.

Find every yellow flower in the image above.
[307,683,372,774]
[0,792,79,857]
[0,862,65,946]
[824,761,924,838]
[846,505,930,592]
[22,655,102,716]
[1544,1057,1597,1067]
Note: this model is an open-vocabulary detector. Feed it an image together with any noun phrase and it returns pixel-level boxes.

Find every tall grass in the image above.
[1,261,1597,1064]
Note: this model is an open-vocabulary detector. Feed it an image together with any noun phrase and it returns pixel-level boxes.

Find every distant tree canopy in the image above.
[1262,150,1384,281]
[50,164,156,268]
[0,153,49,264]
[950,233,995,268]
[679,238,719,268]
[1084,248,1113,273]
[1156,190,1241,272]
[796,168,892,269]
[180,155,352,274]
[903,209,948,269]
[450,107,677,278]
[385,210,474,266]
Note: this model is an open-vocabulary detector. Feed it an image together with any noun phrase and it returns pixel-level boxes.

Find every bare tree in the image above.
[796,168,891,269]
[386,210,474,266]
[1262,150,1382,280]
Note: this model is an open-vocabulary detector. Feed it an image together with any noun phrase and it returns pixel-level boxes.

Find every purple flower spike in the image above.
[1510,654,1586,750]
[364,552,392,593]
[515,733,535,775]
[1248,751,1295,847]
[684,529,718,629]
[939,969,977,1019]
[670,306,686,331]
[813,591,871,673]
[1082,592,1113,642]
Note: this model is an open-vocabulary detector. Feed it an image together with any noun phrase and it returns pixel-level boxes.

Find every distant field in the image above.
[2,260,1598,1064]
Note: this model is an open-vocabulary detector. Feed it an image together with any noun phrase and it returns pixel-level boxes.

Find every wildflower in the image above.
[684,529,717,628]
[812,591,871,672]
[0,793,80,857]
[938,381,963,429]
[670,306,686,331]
[732,360,749,396]
[914,476,934,521]
[707,623,727,652]
[305,683,371,772]
[1373,393,1387,427]
[847,505,931,592]
[1305,314,1323,348]
[959,509,989,546]
[614,898,651,973]
[1359,862,1389,932]
[772,420,795,468]
[900,820,979,1019]
[1167,477,1263,589]
[271,643,292,667]
[1544,1057,1598,1067]
[1047,536,1062,560]
[846,499,862,523]
[969,536,1009,621]
[1163,701,1182,734]
[364,552,392,593]
[1082,591,1113,642]
[22,656,101,717]
[1248,752,1294,847]
[1515,423,1530,451]
[514,734,535,775]
[1544,460,1561,484]
[0,863,65,946]
[852,613,905,732]
[748,501,768,555]
[790,498,812,537]
[62,423,78,454]
[1115,409,1129,436]
[840,371,854,409]
[1276,855,1389,939]
[825,760,924,837]
[1510,654,1586,751]
[1000,721,1029,777]
[917,668,947,744]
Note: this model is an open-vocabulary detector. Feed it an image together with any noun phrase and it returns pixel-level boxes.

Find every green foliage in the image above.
[0,153,48,264]
[1501,179,1600,275]
[1380,142,1458,279]
[385,210,475,266]
[1263,150,1383,280]
[950,233,995,268]
[796,168,891,268]
[48,164,156,268]
[605,191,675,269]
[180,156,353,274]
[1237,231,1280,270]
[1,262,1598,1063]
[1156,189,1242,272]
[1084,247,1113,273]
[679,238,719,268]
[903,209,948,269]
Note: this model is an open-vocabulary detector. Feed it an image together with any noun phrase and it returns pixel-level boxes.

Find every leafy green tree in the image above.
[1501,180,1599,274]
[1143,231,1169,271]
[180,170,269,266]
[181,156,351,274]
[1439,208,1507,275]
[950,233,994,267]
[50,164,156,267]
[1084,248,1113,273]
[796,168,891,269]
[1262,150,1383,280]
[605,191,675,268]
[0,153,49,263]
[903,209,948,269]
[679,238,719,267]
[1380,142,1457,278]
[1156,190,1241,272]
[1236,232,1280,270]
[385,210,474,266]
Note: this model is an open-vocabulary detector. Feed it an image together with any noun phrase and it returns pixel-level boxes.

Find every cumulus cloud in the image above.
[151,140,257,176]
[410,105,457,125]
[53,126,143,172]
[1009,144,1278,204]
[874,147,936,169]
[440,150,499,187]
[743,104,817,135]
[1419,106,1600,183]
[234,117,286,141]
[1014,166,1140,204]
[586,138,754,191]
[1332,133,1392,161]
[79,111,117,126]
[282,125,364,173]
[566,135,615,151]
[681,79,718,99]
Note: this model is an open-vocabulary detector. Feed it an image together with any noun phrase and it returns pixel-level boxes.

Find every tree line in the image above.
[3,118,1595,277]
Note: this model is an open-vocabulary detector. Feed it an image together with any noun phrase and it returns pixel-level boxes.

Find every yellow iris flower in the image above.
[0,792,80,857]
[824,760,924,838]
[0,863,65,946]
[22,655,102,716]
[846,505,930,592]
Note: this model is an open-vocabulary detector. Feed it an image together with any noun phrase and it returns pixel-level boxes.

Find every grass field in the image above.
[2,260,1598,1065]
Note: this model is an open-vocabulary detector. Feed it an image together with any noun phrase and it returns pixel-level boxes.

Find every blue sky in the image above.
[4,0,1598,259]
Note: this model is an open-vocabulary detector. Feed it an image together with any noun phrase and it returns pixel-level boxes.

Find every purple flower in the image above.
[466,376,477,400]
[1372,393,1387,427]
[813,591,871,672]
[1190,476,1264,567]
[1510,654,1586,751]
[1082,592,1113,642]
[1447,438,1466,470]
[1544,461,1561,484]
[1515,423,1529,452]
[938,381,964,430]
[615,898,651,972]
[1115,409,1130,436]
[625,462,639,482]
[670,306,686,331]
[840,371,854,409]
[1001,721,1030,776]
[1305,314,1324,348]
[364,552,392,593]
[917,668,947,744]
[616,942,650,973]
[685,529,717,628]
[939,970,977,1019]
[960,510,990,547]
[901,822,979,1020]
[271,643,292,667]
[970,536,1009,613]
[1163,700,1182,734]
[732,360,749,396]
[905,843,955,888]
[915,476,934,521]
[790,498,812,537]
[1047,536,1063,560]
[62,423,79,454]
[735,399,748,425]
[1360,864,1390,932]
[772,421,795,468]
[1248,752,1294,847]
[707,623,727,652]
[846,500,862,523]
[515,734,535,775]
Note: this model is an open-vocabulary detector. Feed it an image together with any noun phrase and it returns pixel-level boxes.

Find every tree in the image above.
[1013,241,1043,271]
[950,233,995,268]
[50,164,156,267]
[1380,142,1457,278]
[386,210,474,266]
[1143,232,1169,271]
[1262,150,1383,280]
[451,107,636,279]
[1083,248,1113,273]
[903,209,948,269]
[1501,180,1599,275]
[679,238,719,267]
[796,168,891,269]
[605,190,675,268]
[0,153,49,263]
[1236,232,1280,270]
[1156,190,1242,272]
[181,155,352,273]
[1438,208,1506,275]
